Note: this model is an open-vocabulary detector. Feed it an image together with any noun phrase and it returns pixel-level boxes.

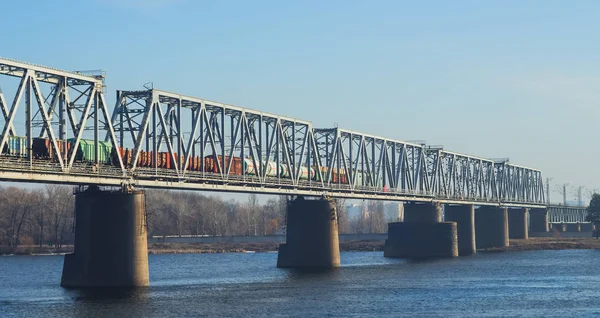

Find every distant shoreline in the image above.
[2,237,600,256]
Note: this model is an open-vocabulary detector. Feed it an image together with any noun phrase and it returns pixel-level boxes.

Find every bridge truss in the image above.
[0,57,546,207]
[548,205,588,223]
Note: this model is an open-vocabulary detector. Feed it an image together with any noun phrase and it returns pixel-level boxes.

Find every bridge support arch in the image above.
[444,204,476,256]
[508,208,529,239]
[384,202,458,259]
[277,197,340,268]
[475,206,509,249]
[61,186,149,288]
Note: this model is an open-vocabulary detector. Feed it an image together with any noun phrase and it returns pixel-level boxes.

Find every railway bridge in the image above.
[0,57,591,287]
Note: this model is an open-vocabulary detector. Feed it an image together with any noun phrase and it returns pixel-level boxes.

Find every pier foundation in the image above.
[384,203,458,259]
[529,208,549,232]
[61,186,149,288]
[566,223,580,232]
[508,208,529,239]
[551,223,566,232]
[580,223,594,232]
[475,206,509,249]
[277,197,340,268]
[444,204,476,256]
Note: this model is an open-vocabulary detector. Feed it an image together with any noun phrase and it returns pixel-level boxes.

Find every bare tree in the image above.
[334,198,348,234]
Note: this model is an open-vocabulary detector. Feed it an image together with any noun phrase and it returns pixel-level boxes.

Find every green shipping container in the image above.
[67,138,113,164]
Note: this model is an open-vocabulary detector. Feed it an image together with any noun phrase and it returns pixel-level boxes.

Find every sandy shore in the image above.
[3,237,600,256]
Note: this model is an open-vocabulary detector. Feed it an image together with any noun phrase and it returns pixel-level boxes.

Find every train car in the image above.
[110,146,125,166]
[314,166,348,184]
[3,136,28,157]
[298,166,315,180]
[190,156,201,171]
[32,137,70,160]
[282,164,315,180]
[123,148,133,167]
[204,155,243,175]
[243,157,278,177]
[67,138,113,164]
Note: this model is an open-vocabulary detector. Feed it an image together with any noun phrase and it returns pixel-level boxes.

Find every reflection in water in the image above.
[66,287,150,302]
[283,267,341,281]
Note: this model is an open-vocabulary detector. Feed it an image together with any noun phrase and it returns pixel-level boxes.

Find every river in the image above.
[1,250,600,317]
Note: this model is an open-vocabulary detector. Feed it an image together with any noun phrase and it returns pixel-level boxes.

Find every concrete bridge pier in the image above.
[444,204,476,256]
[580,223,594,232]
[552,223,566,232]
[277,197,340,268]
[384,202,458,259]
[566,223,581,232]
[508,208,529,239]
[529,208,549,232]
[61,186,149,288]
[475,206,509,249]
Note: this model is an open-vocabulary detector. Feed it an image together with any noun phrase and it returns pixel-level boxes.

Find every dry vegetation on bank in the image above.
[4,237,600,256]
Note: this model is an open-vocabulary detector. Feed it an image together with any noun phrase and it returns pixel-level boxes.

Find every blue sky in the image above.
[1,0,598,203]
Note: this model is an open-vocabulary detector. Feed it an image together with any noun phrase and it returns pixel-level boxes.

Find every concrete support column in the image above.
[566,223,581,232]
[403,202,441,222]
[529,208,549,232]
[552,223,565,232]
[384,202,458,259]
[580,223,594,232]
[444,205,476,256]
[508,208,529,239]
[475,206,509,249]
[277,197,340,268]
[61,186,149,288]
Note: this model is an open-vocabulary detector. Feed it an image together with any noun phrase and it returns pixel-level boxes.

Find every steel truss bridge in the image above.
[0,57,564,209]
[548,205,588,223]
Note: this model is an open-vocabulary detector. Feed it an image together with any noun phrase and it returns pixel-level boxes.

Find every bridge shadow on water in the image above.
[281,267,341,281]
[63,286,151,302]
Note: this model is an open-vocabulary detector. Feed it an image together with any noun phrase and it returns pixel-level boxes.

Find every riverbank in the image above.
[481,237,600,252]
[0,241,383,255]
[3,237,600,255]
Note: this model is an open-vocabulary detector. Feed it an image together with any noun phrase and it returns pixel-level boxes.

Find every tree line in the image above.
[0,185,393,247]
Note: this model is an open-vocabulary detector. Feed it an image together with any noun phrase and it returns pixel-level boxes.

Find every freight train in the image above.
[1,135,350,183]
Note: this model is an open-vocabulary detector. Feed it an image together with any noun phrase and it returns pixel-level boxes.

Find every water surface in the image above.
[2,250,600,317]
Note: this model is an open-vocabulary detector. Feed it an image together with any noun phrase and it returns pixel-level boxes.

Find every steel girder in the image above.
[425,148,497,201]
[548,205,588,223]
[109,89,323,187]
[494,160,545,204]
[0,57,124,173]
[0,58,550,206]
[313,128,430,196]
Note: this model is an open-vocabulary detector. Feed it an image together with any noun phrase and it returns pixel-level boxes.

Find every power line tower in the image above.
[546,178,552,204]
